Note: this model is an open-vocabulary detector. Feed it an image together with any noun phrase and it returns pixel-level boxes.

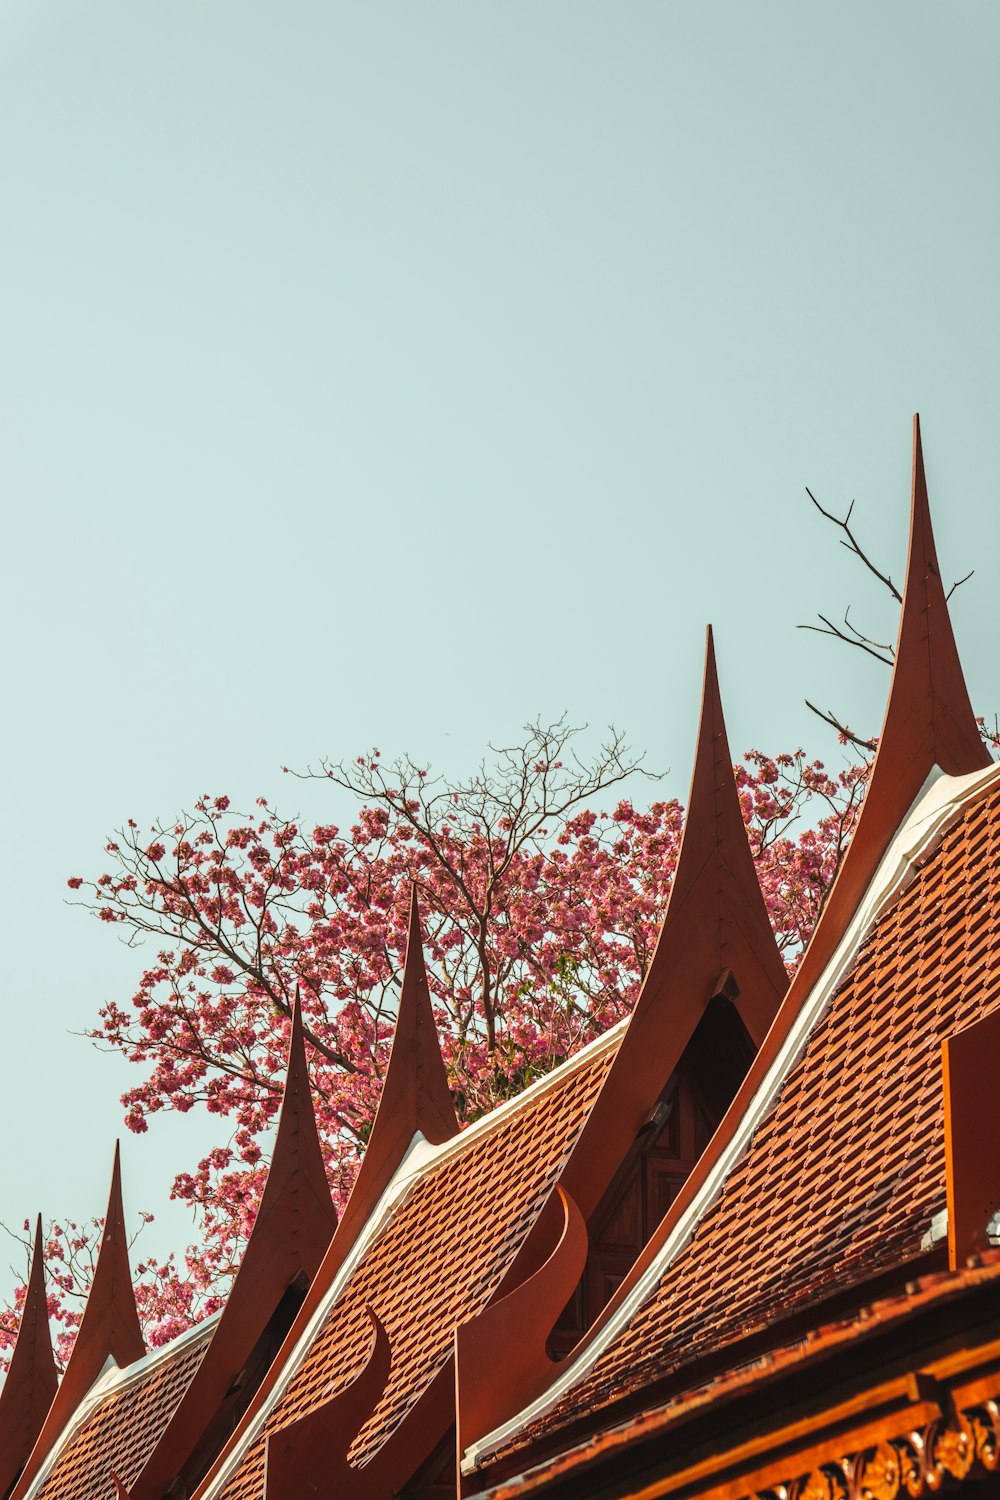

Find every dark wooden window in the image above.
[549,996,755,1358]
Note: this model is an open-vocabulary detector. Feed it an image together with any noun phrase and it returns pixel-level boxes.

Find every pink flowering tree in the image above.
[1,721,867,1364]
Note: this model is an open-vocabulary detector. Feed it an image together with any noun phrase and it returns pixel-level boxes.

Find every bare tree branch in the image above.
[804,487,902,602]
[804,701,878,754]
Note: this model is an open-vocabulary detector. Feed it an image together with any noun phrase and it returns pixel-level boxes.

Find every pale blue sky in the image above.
[1,1,998,1273]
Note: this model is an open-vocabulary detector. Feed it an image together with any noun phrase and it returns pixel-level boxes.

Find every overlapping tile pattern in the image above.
[32,1326,211,1500]
[510,776,1000,1448]
[214,1040,616,1500]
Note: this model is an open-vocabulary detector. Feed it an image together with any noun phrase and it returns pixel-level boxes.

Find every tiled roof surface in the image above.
[507,774,1000,1449]
[481,1254,1000,1500]
[213,1037,617,1500]
[32,1326,211,1500]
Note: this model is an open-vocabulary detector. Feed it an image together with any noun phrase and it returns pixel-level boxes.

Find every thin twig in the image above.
[804,701,878,753]
[804,488,902,601]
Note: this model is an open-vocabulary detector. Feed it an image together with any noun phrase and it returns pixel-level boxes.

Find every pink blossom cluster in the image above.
[2,741,871,1367]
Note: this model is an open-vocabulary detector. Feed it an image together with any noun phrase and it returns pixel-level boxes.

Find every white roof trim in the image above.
[463,759,1000,1472]
[20,1314,219,1500]
[417,1017,626,1177]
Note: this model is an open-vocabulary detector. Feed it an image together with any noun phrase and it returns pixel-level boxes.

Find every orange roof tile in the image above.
[27,1323,213,1500]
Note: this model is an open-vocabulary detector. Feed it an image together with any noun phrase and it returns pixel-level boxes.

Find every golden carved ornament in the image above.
[745,1402,1000,1500]
[857,1442,904,1500]
[932,1415,975,1484]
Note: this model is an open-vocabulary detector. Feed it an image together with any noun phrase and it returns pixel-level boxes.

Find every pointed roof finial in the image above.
[126,993,338,1500]
[788,415,990,1005]
[636,626,789,1046]
[9,1147,144,1500]
[359,886,458,1185]
[0,1217,58,1498]
[885,414,987,777]
[559,628,787,1219]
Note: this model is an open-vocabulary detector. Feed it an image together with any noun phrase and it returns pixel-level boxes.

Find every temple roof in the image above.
[196,1019,618,1499]
[2,417,992,1500]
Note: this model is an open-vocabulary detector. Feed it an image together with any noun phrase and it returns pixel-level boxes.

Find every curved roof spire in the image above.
[10,1145,144,1500]
[790,414,990,1004]
[323,884,457,1248]
[126,993,338,1500]
[0,1217,57,1498]
[557,627,787,1220]
[881,414,986,777]
[632,625,788,1047]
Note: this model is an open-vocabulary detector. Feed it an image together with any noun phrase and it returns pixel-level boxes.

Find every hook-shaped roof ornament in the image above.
[456,1187,587,1482]
[264,1307,392,1498]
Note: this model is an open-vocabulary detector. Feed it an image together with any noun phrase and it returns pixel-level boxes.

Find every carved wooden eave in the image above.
[558,624,787,1225]
[264,1308,392,1500]
[124,994,338,1500]
[9,1144,145,1500]
[190,887,456,1500]
[469,1260,1000,1500]
[0,1217,57,1498]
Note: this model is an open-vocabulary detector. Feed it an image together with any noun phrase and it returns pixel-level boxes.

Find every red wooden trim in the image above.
[10,1144,145,1500]
[944,1008,1000,1270]
[126,994,338,1500]
[0,1216,57,1498]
